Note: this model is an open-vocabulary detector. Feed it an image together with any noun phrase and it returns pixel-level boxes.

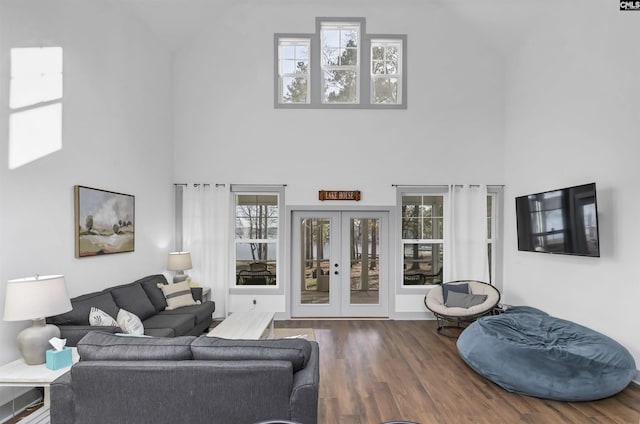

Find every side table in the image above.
[0,348,79,408]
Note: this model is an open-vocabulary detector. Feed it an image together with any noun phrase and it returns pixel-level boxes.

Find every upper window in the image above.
[275,18,406,109]
[9,47,63,169]
[321,22,360,104]
[278,39,310,104]
[371,39,402,104]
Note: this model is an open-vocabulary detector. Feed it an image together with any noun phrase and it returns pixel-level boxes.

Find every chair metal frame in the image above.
[424,279,501,338]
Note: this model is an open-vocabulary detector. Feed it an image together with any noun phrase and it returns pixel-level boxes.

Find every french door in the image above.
[291,211,389,317]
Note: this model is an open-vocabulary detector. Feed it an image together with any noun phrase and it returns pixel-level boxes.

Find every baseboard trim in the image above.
[0,388,42,423]
[633,369,640,386]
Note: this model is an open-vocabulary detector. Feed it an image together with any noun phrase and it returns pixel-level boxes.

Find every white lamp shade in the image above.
[167,252,192,271]
[4,275,72,321]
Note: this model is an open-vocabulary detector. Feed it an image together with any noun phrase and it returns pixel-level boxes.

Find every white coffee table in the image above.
[0,348,79,408]
[207,311,275,339]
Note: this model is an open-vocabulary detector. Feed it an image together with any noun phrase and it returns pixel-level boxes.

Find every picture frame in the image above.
[74,185,135,257]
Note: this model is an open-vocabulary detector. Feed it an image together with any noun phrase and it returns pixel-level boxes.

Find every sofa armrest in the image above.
[190,287,203,302]
[59,325,121,347]
[50,372,74,424]
[289,341,319,424]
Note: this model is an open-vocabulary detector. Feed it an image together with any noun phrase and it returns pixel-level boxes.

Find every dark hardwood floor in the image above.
[275,319,640,424]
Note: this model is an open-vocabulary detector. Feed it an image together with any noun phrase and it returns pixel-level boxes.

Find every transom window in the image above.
[275,17,406,109]
[371,40,402,104]
[321,22,360,104]
[278,39,310,104]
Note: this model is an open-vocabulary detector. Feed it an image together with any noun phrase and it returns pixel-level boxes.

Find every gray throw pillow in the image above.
[110,284,156,321]
[442,283,468,303]
[445,290,488,308]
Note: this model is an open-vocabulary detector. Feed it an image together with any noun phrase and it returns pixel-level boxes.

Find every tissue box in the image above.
[46,347,72,370]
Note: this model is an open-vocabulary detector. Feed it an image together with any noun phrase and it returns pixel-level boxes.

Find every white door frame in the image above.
[288,206,392,318]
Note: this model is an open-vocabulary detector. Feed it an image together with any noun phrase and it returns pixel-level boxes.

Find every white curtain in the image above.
[182,184,229,318]
[443,184,489,282]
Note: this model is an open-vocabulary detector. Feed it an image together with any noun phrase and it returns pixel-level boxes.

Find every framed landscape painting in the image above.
[74,185,135,257]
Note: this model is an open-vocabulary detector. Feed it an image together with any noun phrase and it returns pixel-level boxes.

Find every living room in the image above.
[1,0,639,422]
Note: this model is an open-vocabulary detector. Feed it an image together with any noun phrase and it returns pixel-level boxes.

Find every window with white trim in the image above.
[371,39,402,104]
[321,22,360,104]
[274,18,406,109]
[399,188,501,287]
[401,194,444,286]
[277,39,310,104]
[9,47,63,170]
[233,187,283,287]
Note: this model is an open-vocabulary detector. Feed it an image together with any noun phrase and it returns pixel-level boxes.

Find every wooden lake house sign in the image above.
[318,190,361,201]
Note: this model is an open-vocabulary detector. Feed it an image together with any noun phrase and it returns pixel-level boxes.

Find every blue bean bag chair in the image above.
[457,306,636,401]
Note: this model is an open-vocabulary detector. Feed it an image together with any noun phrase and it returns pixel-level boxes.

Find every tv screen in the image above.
[515,183,600,257]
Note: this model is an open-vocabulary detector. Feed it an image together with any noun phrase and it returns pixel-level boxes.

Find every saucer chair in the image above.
[424,280,500,338]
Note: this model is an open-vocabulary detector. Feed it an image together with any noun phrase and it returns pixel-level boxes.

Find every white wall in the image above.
[0,0,174,395]
[172,0,506,313]
[503,1,640,368]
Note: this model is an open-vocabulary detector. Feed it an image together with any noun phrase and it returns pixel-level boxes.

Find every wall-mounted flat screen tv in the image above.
[515,182,600,257]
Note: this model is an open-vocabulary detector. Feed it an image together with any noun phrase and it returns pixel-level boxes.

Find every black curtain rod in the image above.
[391,184,505,188]
[174,183,226,187]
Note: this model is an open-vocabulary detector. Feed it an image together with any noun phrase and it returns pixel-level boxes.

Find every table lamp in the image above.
[167,251,192,283]
[3,275,72,365]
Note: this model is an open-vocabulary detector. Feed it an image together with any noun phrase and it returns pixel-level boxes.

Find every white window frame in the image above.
[400,190,445,288]
[274,17,407,109]
[370,38,403,105]
[230,185,285,294]
[320,22,360,104]
[397,186,503,292]
[277,38,311,104]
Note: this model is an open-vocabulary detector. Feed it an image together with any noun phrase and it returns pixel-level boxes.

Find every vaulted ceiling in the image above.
[115,0,560,54]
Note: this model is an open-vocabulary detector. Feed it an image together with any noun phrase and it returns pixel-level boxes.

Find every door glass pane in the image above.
[350,218,379,305]
[301,218,330,304]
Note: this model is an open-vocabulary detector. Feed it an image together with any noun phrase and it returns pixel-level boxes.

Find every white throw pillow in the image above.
[116,309,144,335]
[89,307,119,327]
[158,281,199,310]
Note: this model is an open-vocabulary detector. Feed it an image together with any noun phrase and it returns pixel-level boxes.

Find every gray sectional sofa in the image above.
[47,274,215,345]
[50,331,320,424]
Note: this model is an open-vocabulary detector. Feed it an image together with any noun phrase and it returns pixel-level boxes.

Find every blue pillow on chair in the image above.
[442,283,468,303]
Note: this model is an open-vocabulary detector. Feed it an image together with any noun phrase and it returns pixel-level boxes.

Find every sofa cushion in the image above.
[137,274,169,312]
[77,331,196,360]
[157,302,215,325]
[144,328,175,337]
[143,313,195,337]
[48,292,119,326]
[110,283,156,321]
[191,336,312,372]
